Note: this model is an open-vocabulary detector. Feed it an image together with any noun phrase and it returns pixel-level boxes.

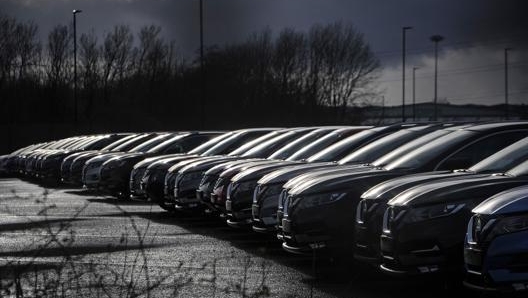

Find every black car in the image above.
[464,185,528,293]
[161,129,294,210]
[379,160,528,276]
[129,130,239,199]
[354,135,528,264]
[135,128,276,204]
[35,134,129,183]
[279,122,528,255]
[82,133,177,190]
[97,132,222,198]
[169,127,317,211]
[200,126,367,214]
[274,124,475,237]
[60,133,139,185]
[227,123,446,229]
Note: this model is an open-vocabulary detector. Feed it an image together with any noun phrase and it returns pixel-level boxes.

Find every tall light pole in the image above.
[199,0,205,128]
[505,48,512,120]
[430,34,444,121]
[401,26,412,122]
[412,67,418,121]
[73,9,82,125]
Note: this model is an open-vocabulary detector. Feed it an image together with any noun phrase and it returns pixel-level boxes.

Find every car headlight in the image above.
[477,214,528,242]
[293,192,347,209]
[404,200,472,224]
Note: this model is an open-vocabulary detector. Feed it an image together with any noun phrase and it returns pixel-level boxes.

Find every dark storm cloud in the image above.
[3,0,526,58]
[2,0,527,105]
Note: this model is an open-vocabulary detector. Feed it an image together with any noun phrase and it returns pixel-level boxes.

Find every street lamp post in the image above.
[412,67,418,121]
[73,9,82,125]
[402,26,412,122]
[199,0,205,128]
[430,34,444,121]
[505,48,512,120]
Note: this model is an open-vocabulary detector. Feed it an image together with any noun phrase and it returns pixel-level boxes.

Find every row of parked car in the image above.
[1,122,528,293]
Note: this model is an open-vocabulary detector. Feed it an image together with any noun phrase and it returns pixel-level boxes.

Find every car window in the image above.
[187,132,235,155]
[384,130,475,170]
[228,131,283,156]
[178,134,218,152]
[305,130,380,162]
[131,134,173,153]
[470,136,528,173]
[339,130,424,165]
[506,159,528,177]
[372,129,453,167]
[286,128,360,161]
[203,131,268,156]
[268,129,333,160]
[436,131,528,170]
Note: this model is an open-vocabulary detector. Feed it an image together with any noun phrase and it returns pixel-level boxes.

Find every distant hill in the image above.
[358,103,528,125]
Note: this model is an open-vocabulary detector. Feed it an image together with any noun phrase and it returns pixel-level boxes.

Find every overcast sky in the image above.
[2,0,527,106]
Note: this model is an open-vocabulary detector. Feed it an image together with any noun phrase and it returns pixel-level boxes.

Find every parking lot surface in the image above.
[0,178,474,297]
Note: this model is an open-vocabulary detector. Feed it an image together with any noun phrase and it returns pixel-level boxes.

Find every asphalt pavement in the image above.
[0,178,477,297]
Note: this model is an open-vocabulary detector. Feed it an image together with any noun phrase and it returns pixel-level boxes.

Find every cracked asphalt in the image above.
[0,178,477,297]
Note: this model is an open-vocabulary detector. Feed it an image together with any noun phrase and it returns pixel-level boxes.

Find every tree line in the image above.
[0,14,380,133]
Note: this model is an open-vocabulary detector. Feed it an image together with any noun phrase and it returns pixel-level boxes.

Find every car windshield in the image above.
[241,129,312,158]
[286,127,360,161]
[146,134,189,153]
[100,134,137,151]
[506,159,528,177]
[228,131,284,156]
[203,130,271,156]
[306,128,382,163]
[69,137,98,150]
[113,134,151,151]
[187,132,234,155]
[268,128,334,160]
[130,134,173,153]
[339,129,432,165]
[470,136,528,173]
[371,129,454,167]
[384,130,475,170]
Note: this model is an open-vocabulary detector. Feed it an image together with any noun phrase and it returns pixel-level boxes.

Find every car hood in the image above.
[473,185,528,215]
[146,155,199,171]
[171,156,239,174]
[204,158,262,176]
[257,162,335,184]
[283,164,373,189]
[361,171,470,202]
[64,151,97,162]
[389,174,528,207]
[289,167,403,196]
[74,151,111,163]
[134,154,192,170]
[232,161,299,183]
[86,152,127,164]
[217,159,275,179]
[109,152,147,162]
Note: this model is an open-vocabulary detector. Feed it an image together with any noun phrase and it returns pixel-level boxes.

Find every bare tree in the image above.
[0,15,18,86]
[79,30,99,118]
[14,21,41,82]
[272,28,307,107]
[101,24,133,100]
[46,24,71,88]
[306,23,379,120]
[136,25,169,83]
